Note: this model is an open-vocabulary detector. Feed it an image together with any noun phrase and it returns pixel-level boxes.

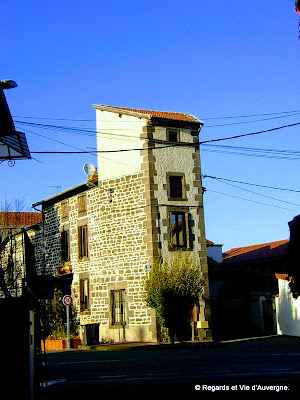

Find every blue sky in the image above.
[1,1,300,251]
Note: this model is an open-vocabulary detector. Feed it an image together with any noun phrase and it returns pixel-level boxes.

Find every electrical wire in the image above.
[201,109,300,120]
[202,175,300,193]
[14,119,300,154]
[202,144,300,156]
[14,117,300,147]
[200,144,300,161]
[205,189,300,212]
[199,122,300,144]
[23,128,142,170]
[204,178,300,208]
[204,112,300,127]
[13,108,300,122]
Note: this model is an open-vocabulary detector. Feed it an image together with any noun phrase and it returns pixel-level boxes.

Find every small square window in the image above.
[168,131,179,142]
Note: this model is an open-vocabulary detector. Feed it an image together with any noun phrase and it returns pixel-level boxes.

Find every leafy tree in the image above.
[143,252,205,343]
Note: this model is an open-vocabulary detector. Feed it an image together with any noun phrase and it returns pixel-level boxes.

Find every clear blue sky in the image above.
[1,1,300,251]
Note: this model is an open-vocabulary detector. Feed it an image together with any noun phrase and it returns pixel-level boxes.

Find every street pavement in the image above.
[40,335,300,397]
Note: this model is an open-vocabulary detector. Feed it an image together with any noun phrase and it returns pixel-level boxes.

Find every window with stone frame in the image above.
[78,225,88,259]
[80,278,89,311]
[167,130,180,143]
[61,200,69,219]
[111,289,126,325]
[169,175,184,199]
[61,229,70,262]
[78,193,87,215]
[170,211,192,249]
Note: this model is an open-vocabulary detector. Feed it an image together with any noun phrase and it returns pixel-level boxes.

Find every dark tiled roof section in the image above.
[99,105,200,123]
[223,239,289,264]
[0,212,42,227]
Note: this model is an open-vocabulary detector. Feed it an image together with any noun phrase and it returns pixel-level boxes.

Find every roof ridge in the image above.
[224,238,289,253]
[93,104,202,123]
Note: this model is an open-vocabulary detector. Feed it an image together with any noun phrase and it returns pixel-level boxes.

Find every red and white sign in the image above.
[62,295,73,306]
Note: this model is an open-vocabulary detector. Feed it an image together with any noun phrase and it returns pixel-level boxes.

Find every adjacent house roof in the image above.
[93,104,203,125]
[0,211,42,227]
[223,239,289,264]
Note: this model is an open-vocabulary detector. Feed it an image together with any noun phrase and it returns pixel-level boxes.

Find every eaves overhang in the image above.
[93,104,204,132]
[0,84,31,161]
[32,181,97,209]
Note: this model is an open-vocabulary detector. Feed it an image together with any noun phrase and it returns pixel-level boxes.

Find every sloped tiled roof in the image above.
[0,212,42,227]
[223,239,289,264]
[94,105,202,123]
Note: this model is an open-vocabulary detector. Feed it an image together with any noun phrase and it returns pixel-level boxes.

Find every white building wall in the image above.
[276,278,300,337]
[95,108,147,180]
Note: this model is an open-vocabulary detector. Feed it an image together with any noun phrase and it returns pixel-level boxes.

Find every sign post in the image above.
[62,295,73,349]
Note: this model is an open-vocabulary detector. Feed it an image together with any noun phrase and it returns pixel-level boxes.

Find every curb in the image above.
[78,341,227,351]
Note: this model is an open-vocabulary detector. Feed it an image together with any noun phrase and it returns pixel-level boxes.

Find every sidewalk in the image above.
[78,339,225,352]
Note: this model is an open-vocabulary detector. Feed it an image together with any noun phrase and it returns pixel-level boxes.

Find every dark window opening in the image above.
[61,230,70,262]
[168,131,179,142]
[78,225,88,258]
[169,175,183,199]
[80,278,89,311]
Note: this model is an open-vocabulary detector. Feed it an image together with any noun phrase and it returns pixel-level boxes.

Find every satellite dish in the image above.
[83,162,96,177]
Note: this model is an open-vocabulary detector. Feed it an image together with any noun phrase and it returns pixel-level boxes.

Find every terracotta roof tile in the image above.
[223,239,289,264]
[95,105,201,123]
[0,212,42,227]
[275,273,291,281]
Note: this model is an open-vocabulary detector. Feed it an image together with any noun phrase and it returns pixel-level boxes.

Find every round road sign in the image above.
[62,295,73,306]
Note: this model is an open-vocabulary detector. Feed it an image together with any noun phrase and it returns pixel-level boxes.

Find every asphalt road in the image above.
[40,335,300,397]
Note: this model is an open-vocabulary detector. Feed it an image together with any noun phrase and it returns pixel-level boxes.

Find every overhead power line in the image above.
[205,189,300,212]
[200,143,300,161]
[202,175,300,193]
[199,122,300,144]
[18,119,300,154]
[202,109,300,120]
[204,177,300,208]
[13,108,300,122]
[204,112,300,127]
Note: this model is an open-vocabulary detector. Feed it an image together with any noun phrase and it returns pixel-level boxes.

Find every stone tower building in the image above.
[33,105,211,343]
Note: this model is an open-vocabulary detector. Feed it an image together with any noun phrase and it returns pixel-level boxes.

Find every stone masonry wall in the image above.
[43,172,157,343]
[0,225,43,298]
